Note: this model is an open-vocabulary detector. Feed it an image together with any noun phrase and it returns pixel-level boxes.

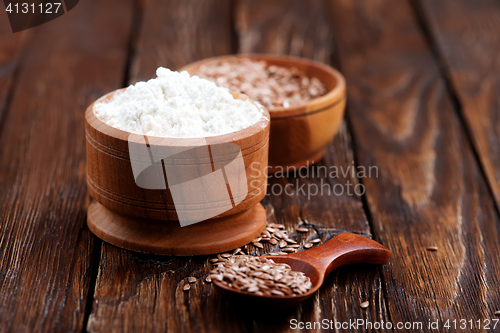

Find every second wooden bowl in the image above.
[180,54,346,173]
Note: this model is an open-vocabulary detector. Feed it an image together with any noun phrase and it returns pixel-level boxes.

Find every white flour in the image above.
[94,67,263,138]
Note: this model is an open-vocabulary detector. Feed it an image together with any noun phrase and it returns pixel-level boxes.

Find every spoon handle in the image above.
[290,233,390,276]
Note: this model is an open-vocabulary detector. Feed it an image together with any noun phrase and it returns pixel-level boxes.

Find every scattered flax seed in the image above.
[426,246,439,252]
[253,242,264,249]
[205,276,212,283]
[183,284,191,291]
[274,231,284,239]
[495,310,500,316]
[210,221,317,267]
[188,277,197,284]
[210,254,312,296]
[360,301,369,309]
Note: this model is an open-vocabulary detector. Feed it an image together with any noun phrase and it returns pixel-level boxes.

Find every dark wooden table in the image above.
[1,0,500,332]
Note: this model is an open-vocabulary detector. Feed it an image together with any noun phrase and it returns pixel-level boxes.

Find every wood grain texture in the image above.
[87,0,392,332]
[329,0,500,329]
[236,0,392,329]
[417,0,500,214]
[87,1,244,331]
[128,0,235,84]
[0,0,134,332]
[0,19,30,129]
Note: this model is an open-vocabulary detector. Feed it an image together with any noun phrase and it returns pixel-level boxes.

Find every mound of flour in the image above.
[94,67,263,138]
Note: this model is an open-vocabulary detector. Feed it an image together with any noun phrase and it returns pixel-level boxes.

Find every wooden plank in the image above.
[0,0,134,332]
[87,1,237,332]
[416,0,500,214]
[236,0,391,327]
[236,0,335,60]
[329,0,500,329]
[128,0,234,84]
[0,17,30,128]
[88,0,392,332]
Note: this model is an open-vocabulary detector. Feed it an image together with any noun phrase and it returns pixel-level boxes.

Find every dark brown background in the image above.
[0,0,499,332]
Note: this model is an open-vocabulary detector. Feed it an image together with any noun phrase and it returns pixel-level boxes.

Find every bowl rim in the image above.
[85,89,271,148]
[179,53,346,119]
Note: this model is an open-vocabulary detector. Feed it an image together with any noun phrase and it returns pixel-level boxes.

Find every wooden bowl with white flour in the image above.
[85,88,270,256]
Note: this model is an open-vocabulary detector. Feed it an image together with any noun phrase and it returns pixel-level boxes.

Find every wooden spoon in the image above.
[213,232,391,307]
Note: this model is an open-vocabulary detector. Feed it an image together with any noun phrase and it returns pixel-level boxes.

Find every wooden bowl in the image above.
[85,89,270,255]
[180,54,346,172]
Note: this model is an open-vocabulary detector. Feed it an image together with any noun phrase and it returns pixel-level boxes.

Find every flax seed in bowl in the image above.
[181,55,346,173]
